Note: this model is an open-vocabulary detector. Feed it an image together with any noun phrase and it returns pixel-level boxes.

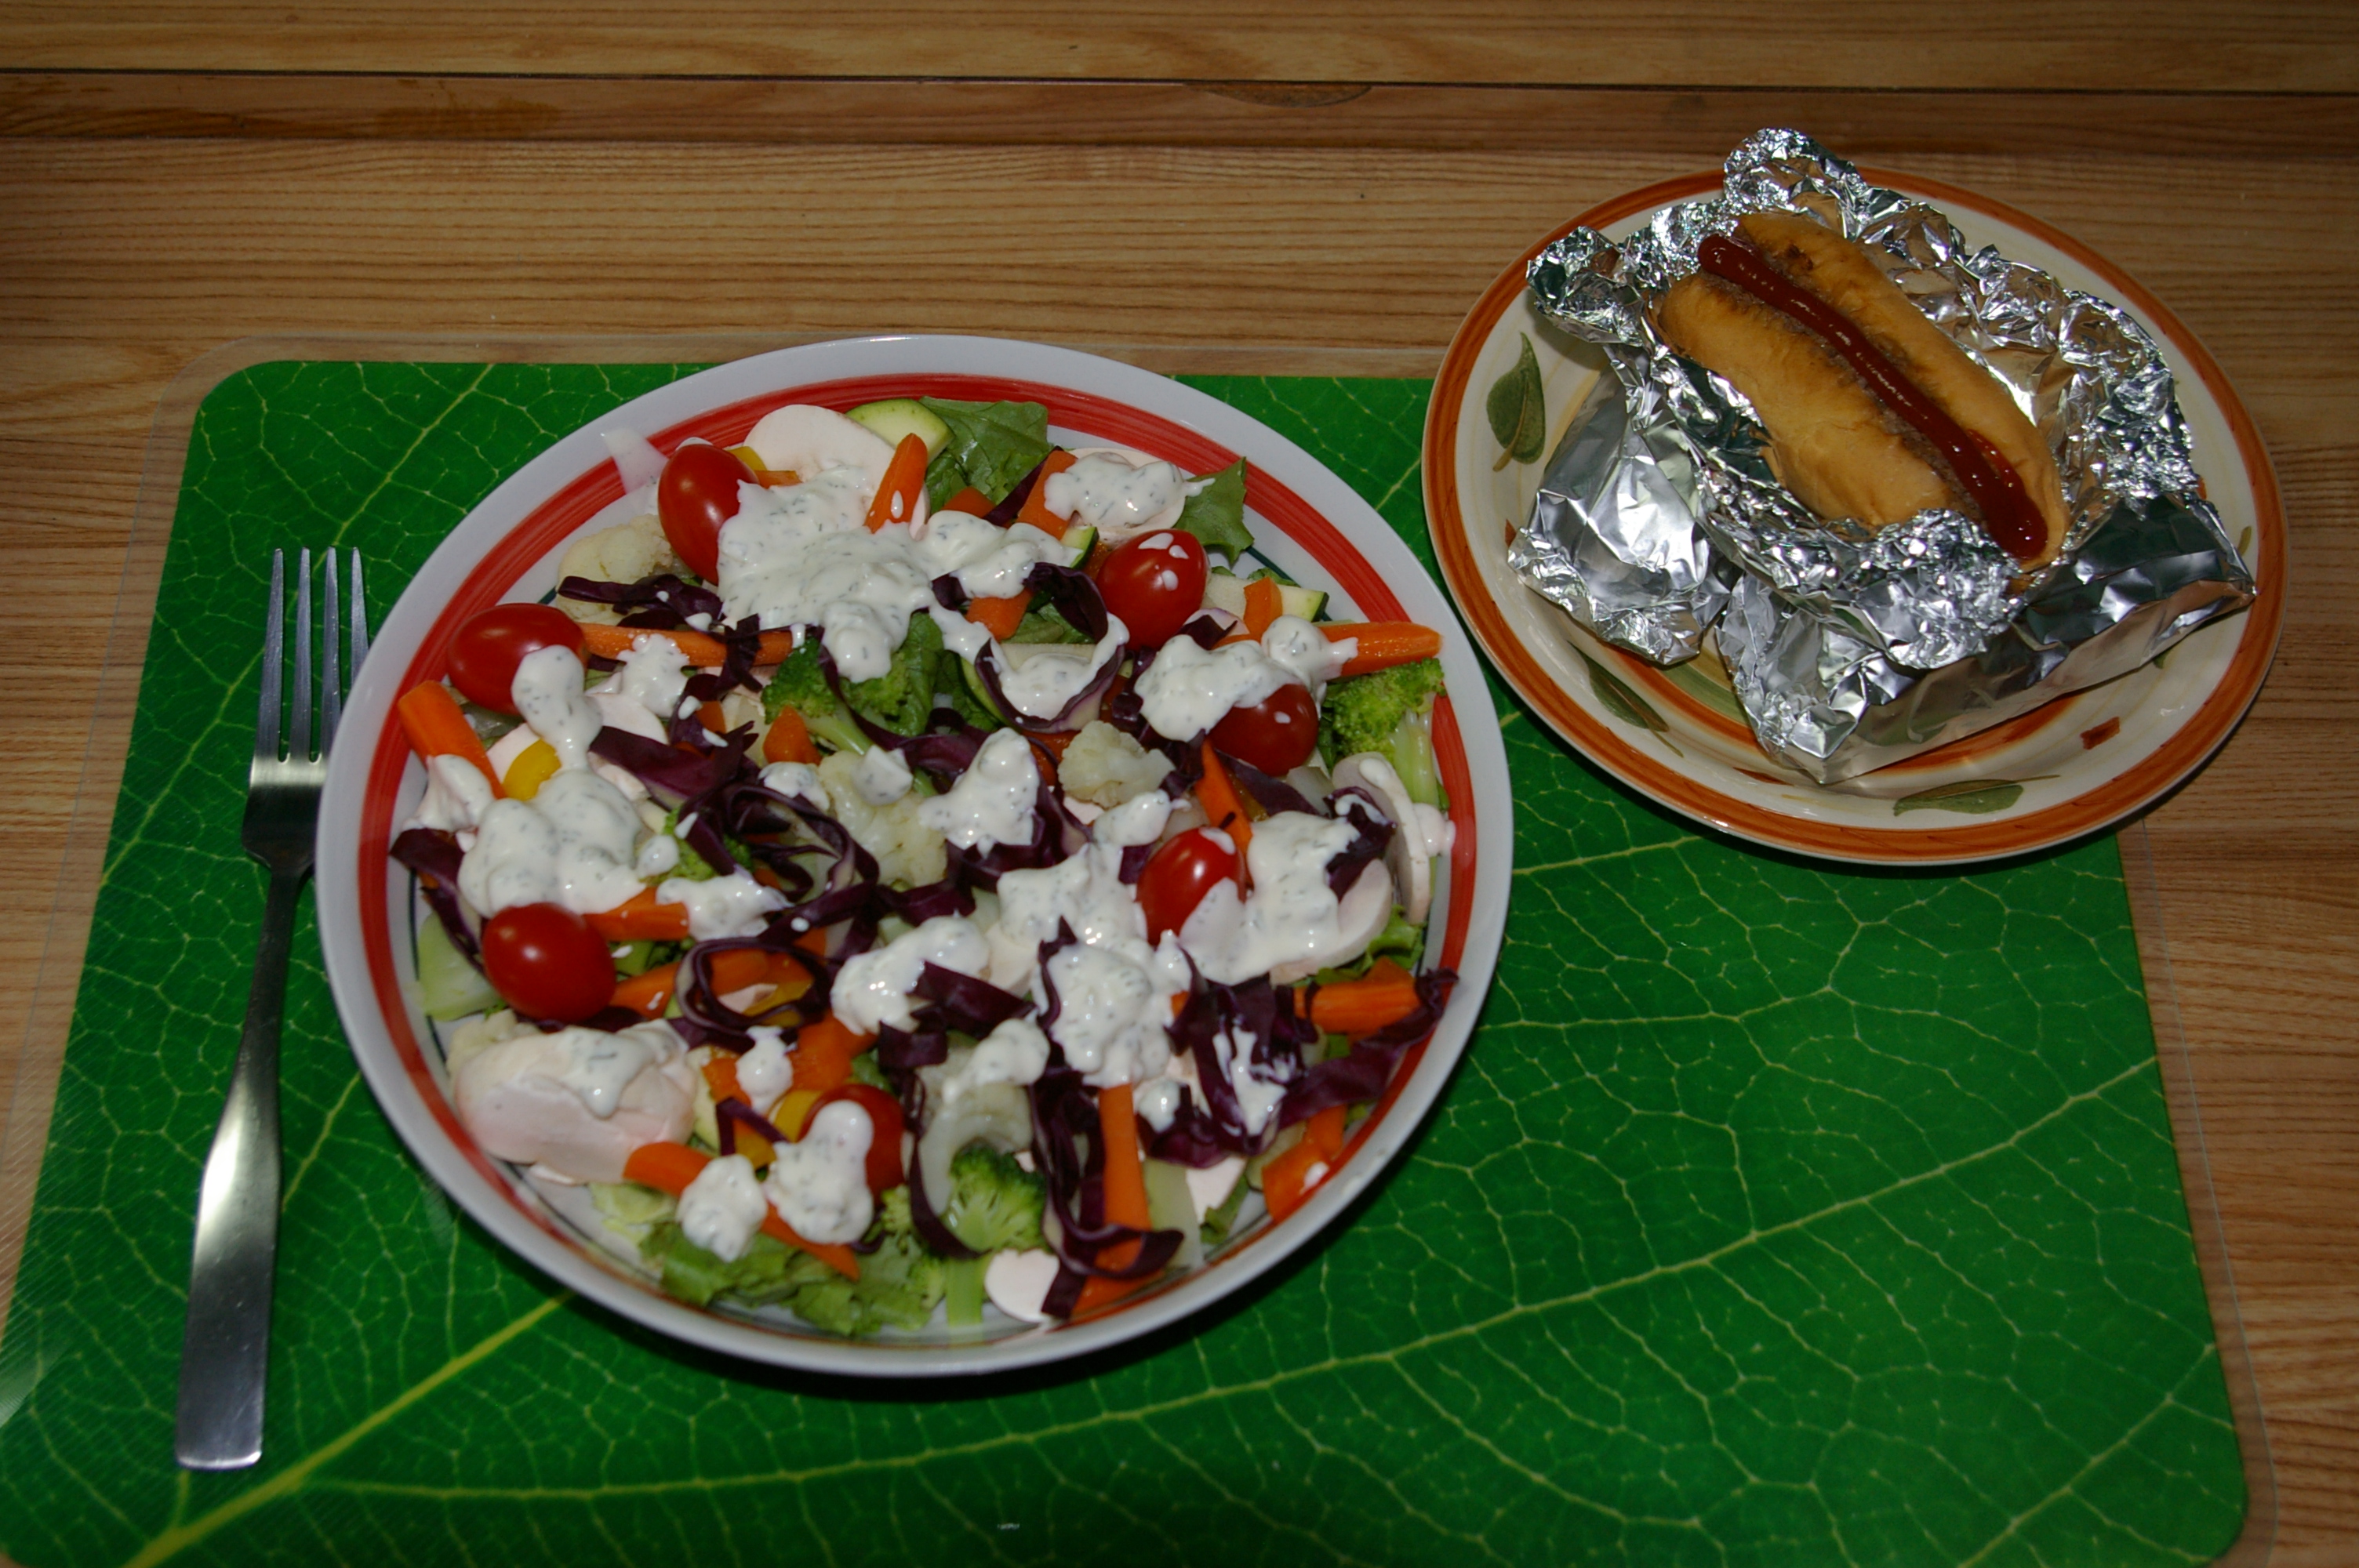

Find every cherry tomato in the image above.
[1096,528,1208,648]
[480,903,616,1023]
[657,441,756,581]
[445,604,586,715]
[1209,681,1318,775]
[796,1083,907,1194]
[1137,827,1241,942]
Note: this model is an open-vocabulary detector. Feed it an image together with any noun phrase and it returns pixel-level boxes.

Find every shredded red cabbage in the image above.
[1147,975,1318,1164]
[1028,1066,1183,1286]
[587,726,746,805]
[913,961,1032,1035]
[391,827,481,964]
[986,459,1046,525]
[1278,968,1456,1129]
[555,573,723,630]
[1323,790,1396,899]
[1221,752,1321,818]
[716,1095,788,1156]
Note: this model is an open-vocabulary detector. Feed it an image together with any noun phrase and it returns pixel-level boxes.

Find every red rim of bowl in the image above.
[1424,170,2286,866]
[355,370,1483,1335]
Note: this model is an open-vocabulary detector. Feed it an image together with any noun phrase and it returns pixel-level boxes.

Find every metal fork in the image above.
[176,548,369,1471]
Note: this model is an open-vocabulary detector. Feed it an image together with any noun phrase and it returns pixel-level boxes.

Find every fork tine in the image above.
[348,550,369,673]
[254,551,284,763]
[290,548,314,760]
[321,550,342,746]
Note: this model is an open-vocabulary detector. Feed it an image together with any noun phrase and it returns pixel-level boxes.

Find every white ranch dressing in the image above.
[916,728,1038,851]
[1041,450,1204,535]
[759,760,832,812]
[830,915,992,1036]
[852,745,914,805]
[677,1152,769,1263]
[1176,811,1394,985]
[510,644,603,769]
[990,615,1128,722]
[656,868,784,940]
[408,752,495,837]
[1133,634,1292,743]
[931,1016,1054,1105]
[736,1027,793,1109]
[1211,1024,1285,1136]
[459,765,644,917]
[761,1099,874,1243]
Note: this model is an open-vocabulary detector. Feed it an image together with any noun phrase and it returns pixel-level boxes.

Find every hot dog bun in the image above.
[1655,273,1956,528]
[1655,211,2070,567]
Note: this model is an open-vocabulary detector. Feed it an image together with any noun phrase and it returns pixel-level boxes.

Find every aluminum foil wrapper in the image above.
[1513,129,2256,782]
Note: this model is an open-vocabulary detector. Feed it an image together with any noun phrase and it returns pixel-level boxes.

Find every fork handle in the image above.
[176,865,304,1470]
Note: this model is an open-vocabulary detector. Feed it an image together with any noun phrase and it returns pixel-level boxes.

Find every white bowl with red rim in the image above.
[316,334,1512,1376]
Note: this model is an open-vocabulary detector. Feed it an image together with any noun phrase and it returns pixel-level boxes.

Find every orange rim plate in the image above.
[1424,170,2284,866]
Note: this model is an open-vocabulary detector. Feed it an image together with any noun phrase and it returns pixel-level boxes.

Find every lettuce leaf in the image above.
[920,397,1053,506]
[1176,459,1252,559]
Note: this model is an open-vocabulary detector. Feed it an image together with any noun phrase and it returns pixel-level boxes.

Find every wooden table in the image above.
[1,7,2351,1562]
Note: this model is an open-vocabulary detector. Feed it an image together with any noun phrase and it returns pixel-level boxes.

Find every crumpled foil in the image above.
[1511,129,2256,782]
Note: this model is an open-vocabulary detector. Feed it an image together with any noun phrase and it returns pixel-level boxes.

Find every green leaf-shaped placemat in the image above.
[0,364,2242,1567]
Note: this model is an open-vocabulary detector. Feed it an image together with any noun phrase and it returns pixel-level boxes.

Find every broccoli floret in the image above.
[761,638,871,755]
[1318,657,1448,808]
[780,1186,945,1335]
[844,613,941,738]
[940,1142,1047,1254]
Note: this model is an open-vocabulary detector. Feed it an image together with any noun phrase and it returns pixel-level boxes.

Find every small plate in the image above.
[315,335,1512,1377]
[1424,170,2284,866]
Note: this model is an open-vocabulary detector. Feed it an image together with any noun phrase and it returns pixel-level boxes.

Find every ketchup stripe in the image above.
[1696,233,2048,562]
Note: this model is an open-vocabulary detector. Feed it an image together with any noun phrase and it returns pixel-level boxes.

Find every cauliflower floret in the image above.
[817,749,947,888]
[1058,720,1174,808]
[555,515,686,623]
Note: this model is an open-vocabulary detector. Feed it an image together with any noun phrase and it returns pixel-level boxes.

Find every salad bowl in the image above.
[314,334,1512,1376]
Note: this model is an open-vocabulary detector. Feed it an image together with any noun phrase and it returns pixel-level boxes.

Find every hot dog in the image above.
[1654,210,2070,568]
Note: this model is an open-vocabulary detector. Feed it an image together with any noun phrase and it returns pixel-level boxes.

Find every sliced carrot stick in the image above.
[966,590,1032,640]
[1303,959,1421,1036]
[1196,742,1253,884]
[587,888,692,942]
[788,1012,872,1094]
[762,706,819,764]
[1015,449,1079,538]
[1074,1083,1153,1314]
[577,622,800,668]
[942,485,995,517]
[864,433,930,531]
[396,682,502,795]
[696,700,728,735]
[611,960,680,1019]
[1241,576,1283,639]
[620,1142,858,1279]
[1325,622,1444,677]
[702,1052,745,1107]
[1262,1105,1348,1222]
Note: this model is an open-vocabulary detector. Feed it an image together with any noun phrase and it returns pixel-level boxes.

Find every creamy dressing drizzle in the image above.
[677,1153,768,1263]
[657,869,785,941]
[916,728,1038,851]
[1176,811,1391,985]
[763,1099,874,1243]
[460,767,644,917]
[511,644,603,769]
[1041,450,1204,535]
[830,915,992,1036]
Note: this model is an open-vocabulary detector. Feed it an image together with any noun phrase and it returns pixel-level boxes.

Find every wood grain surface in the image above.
[0,25,2353,1564]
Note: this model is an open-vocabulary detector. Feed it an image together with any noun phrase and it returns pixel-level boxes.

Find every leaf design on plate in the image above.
[1660,652,1748,724]
[1485,332,1546,470]
[0,368,2243,1568]
[1892,778,2027,816]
